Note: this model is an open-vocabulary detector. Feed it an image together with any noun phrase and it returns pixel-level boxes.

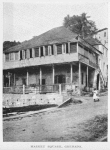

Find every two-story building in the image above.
[3,26,102,106]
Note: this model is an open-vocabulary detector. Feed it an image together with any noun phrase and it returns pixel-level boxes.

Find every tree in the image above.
[3,41,21,52]
[63,13,98,38]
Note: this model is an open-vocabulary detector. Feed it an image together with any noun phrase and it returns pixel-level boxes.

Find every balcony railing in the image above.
[3,83,80,95]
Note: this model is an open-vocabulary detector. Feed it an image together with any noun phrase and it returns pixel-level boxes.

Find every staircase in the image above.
[97,65,106,89]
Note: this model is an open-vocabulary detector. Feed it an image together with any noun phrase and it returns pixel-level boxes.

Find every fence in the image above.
[3,84,60,94]
[3,83,80,95]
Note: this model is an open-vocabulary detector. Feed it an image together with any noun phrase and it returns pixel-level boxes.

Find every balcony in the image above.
[3,53,79,70]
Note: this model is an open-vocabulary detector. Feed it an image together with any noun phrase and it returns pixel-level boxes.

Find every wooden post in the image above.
[40,67,42,85]
[77,42,79,53]
[59,84,61,94]
[70,63,73,83]
[23,84,25,95]
[52,65,55,84]
[79,62,81,94]
[87,66,88,88]
[14,73,16,86]
[27,71,29,86]
[9,74,10,87]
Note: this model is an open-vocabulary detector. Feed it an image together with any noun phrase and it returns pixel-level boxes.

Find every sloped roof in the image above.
[84,37,101,46]
[4,26,78,53]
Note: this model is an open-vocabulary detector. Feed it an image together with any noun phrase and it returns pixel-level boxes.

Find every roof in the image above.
[85,37,102,46]
[4,26,101,55]
[95,28,108,34]
[4,26,78,53]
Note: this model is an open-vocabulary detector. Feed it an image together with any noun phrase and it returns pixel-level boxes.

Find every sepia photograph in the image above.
[2,0,109,148]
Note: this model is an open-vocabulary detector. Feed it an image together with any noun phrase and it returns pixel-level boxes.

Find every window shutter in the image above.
[45,46,48,56]
[70,43,77,53]
[26,49,30,59]
[34,48,39,57]
[15,52,18,60]
[57,44,62,54]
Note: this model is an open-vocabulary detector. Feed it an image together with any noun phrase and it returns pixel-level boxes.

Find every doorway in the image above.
[55,75,66,84]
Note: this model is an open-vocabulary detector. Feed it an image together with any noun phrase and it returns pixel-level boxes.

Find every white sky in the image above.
[3,1,108,42]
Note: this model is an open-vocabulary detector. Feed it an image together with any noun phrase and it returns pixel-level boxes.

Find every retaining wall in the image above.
[3,93,63,108]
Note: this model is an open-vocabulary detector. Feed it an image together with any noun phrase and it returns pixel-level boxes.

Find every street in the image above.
[3,95,108,142]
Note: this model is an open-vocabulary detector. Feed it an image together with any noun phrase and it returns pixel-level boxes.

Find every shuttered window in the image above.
[5,53,9,61]
[70,43,77,53]
[45,46,48,56]
[51,45,54,55]
[15,52,19,60]
[22,50,25,59]
[34,48,39,57]
[30,48,32,58]
[57,44,62,54]
[10,53,14,60]
[66,43,68,53]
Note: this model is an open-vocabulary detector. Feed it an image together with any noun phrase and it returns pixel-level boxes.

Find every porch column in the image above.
[77,42,79,53]
[14,73,16,86]
[27,71,29,86]
[52,65,55,84]
[40,67,42,85]
[87,66,88,88]
[79,62,81,94]
[70,63,73,83]
[9,75,11,87]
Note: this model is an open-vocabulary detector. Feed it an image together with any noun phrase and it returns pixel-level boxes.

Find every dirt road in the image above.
[3,95,108,142]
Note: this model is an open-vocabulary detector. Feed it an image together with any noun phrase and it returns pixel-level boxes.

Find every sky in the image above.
[3,1,108,42]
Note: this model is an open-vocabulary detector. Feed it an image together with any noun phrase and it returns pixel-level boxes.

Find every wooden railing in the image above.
[3,83,80,94]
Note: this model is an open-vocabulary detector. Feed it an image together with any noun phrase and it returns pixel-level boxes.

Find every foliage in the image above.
[63,13,98,38]
[3,41,21,52]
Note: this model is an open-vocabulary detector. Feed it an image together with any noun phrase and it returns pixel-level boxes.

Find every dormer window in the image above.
[10,53,14,61]
[57,44,62,54]
[70,43,77,53]
[30,48,32,58]
[45,46,48,56]
[5,53,9,61]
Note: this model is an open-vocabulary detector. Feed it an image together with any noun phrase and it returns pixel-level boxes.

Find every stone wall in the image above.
[3,93,63,108]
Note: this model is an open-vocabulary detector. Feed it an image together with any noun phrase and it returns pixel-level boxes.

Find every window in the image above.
[57,44,62,54]
[104,32,106,37]
[45,46,48,56]
[40,47,43,57]
[5,53,9,61]
[51,45,54,55]
[10,53,14,61]
[30,48,32,58]
[20,51,23,60]
[66,43,68,53]
[55,75,66,84]
[39,79,45,85]
[70,43,77,53]
[42,79,45,85]
[15,52,19,60]
[34,48,39,57]
[22,78,26,85]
